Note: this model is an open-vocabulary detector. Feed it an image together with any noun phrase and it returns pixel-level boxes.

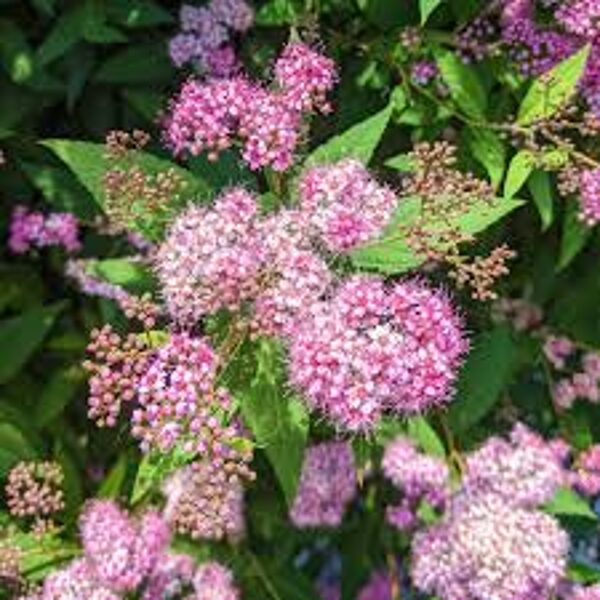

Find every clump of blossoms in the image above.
[8,205,80,254]
[290,442,357,528]
[297,159,399,253]
[289,276,467,431]
[169,0,253,77]
[411,492,569,600]
[162,455,253,541]
[163,42,337,171]
[357,570,394,600]
[382,438,449,531]
[5,461,65,534]
[21,499,240,600]
[578,168,600,225]
[462,423,565,507]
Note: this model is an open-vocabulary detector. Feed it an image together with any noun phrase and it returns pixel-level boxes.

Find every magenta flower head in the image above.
[8,205,81,254]
[194,561,240,600]
[298,159,398,253]
[289,276,467,431]
[357,570,393,600]
[411,493,569,600]
[290,441,357,528]
[579,168,600,226]
[275,42,338,113]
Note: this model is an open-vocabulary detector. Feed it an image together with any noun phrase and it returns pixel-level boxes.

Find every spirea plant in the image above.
[6,0,600,599]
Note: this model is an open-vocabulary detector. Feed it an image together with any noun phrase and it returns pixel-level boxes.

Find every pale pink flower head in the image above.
[567,584,600,600]
[571,444,600,496]
[290,441,357,528]
[462,423,565,508]
[155,188,262,325]
[194,561,240,600]
[543,335,575,370]
[42,559,118,600]
[211,0,254,31]
[382,437,449,531]
[298,160,398,253]
[411,493,569,600]
[275,43,338,113]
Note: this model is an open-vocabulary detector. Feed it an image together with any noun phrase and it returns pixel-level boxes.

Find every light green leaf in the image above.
[518,45,591,125]
[420,0,443,24]
[305,104,393,167]
[131,446,195,505]
[0,303,65,384]
[447,326,519,432]
[255,0,300,25]
[240,339,309,506]
[0,19,35,84]
[544,487,597,520]
[558,201,591,270]
[504,150,535,199]
[351,196,523,274]
[98,452,130,498]
[34,366,84,428]
[466,127,506,189]
[384,153,415,172]
[435,48,486,118]
[41,139,210,216]
[88,258,154,293]
[528,170,554,230]
[407,417,446,457]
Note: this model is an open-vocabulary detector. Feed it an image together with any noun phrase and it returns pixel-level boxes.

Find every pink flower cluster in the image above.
[31,500,239,600]
[409,424,570,600]
[566,584,600,600]
[8,205,80,254]
[462,422,565,507]
[169,0,253,77]
[571,444,600,496]
[289,276,467,431]
[411,60,439,85]
[411,492,569,600]
[131,332,234,455]
[298,159,398,253]
[163,42,337,171]
[579,168,600,225]
[357,571,393,600]
[382,437,449,531]
[162,459,246,541]
[156,187,331,336]
[290,442,357,528]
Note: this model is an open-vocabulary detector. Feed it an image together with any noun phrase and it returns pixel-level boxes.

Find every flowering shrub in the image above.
[5,1,600,600]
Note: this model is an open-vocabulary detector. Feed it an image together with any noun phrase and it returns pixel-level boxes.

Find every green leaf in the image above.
[504,150,535,199]
[123,89,163,122]
[420,0,443,24]
[106,0,173,27]
[53,440,83,521]
[240,339,309,506]
[544,487,597,520]
[384,153,415,172]
[518,45,591,125]
[528,170,554,230]
[34,366,84,428]
[0,19,35,84]
[98,451,130,498]
[351,196,523,274]
[131,446,195,505]
[447,326,519,432]
[305,104,393,167]
[406,417,446,457]
[94,43,173,84]
[88,258,154,293]
[36,7,84,66]
[435,48,486,118]
[465,127,506,189]
[558,201,591,271]
[255,0,300,25]
[41,139,209,212]
[0,303,65,384]
[0,421,38,477]
[20,161,99,219]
